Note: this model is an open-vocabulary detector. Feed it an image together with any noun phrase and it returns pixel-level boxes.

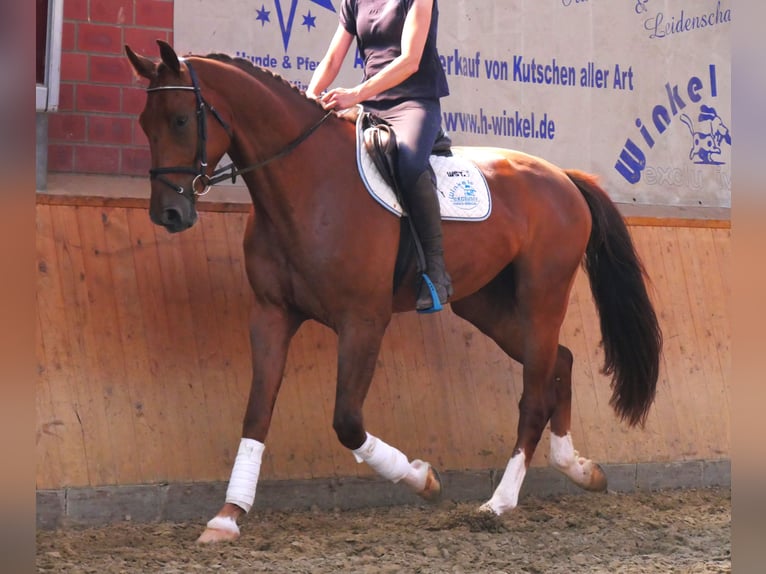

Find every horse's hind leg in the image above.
[452,266,595,515]
[332,317,442,502]
[548,346,607,492]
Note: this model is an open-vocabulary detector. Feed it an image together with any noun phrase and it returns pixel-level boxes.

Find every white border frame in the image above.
[36,0,64,112]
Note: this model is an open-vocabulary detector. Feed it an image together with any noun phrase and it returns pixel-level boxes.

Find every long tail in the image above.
[566,169,663,427]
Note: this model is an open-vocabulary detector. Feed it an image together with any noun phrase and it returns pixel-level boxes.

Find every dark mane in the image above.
[201,52,349,120]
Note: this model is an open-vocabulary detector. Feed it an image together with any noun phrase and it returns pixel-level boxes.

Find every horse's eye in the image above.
[174,115,189,128]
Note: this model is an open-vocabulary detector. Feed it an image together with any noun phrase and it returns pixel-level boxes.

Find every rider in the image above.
[307,0,452,312]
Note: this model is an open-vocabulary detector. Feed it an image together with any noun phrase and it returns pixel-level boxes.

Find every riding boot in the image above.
[407,171,453,311]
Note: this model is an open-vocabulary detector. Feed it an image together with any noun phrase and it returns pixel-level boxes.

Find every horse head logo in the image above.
[679,105,731,165]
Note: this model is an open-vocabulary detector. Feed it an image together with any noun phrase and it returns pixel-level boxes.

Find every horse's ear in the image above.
[157,40,181,75]
[125,45,157,80]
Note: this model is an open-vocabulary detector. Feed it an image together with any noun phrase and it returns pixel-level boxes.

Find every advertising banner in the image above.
[174,0,731,208]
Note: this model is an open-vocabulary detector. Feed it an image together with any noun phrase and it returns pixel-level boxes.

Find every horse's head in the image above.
[126,41,232,232]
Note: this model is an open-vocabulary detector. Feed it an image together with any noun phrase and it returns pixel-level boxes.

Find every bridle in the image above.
[146,60,333,200]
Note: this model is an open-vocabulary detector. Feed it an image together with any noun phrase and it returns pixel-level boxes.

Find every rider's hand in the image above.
[319,87,362,111]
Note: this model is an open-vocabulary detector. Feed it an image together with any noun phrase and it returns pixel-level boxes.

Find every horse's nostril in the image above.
[163,208,182,224]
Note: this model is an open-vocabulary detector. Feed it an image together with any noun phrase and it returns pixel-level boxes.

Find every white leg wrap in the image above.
[205,515,240,536]
[225,438,265,514]
[480,449,527,515]
[352,433,427,490]
[549,431,594,486]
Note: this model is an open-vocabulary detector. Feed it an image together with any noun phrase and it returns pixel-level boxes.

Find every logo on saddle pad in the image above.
[447,176,480,211]
[355,114,491,221]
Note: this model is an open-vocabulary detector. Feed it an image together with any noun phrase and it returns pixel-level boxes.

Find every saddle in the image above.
[355,111,454,296]
[360,112,453,200]
[341,106,491,296]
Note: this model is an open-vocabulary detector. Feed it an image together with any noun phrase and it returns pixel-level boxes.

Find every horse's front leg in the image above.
[332,318,442,502]
[197,304,303,544]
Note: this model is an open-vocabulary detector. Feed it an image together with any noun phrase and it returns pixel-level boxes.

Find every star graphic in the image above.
[309,0,335,9]
[256,4,271,26]
[302,10,317,31]
[273,1,336,50]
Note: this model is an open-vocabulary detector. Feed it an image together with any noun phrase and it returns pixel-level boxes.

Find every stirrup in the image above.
[416,274,444,314]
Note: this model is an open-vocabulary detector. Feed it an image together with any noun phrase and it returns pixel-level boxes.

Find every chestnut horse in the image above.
[126,41,662,544]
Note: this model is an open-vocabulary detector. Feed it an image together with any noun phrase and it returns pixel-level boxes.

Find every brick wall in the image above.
[48,0,173,176]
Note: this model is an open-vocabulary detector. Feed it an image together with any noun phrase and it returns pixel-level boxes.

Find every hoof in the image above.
[417,464,443,504]
[478,494,517,516]
[478,499,510,516]
[196,527,239,544]
[196,515,240,544]
[584,462,608,492]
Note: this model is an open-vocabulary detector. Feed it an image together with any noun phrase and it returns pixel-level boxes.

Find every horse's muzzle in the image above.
[151,205,198,233]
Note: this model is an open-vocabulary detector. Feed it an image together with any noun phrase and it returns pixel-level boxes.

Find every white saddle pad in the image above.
[355,110,492,221]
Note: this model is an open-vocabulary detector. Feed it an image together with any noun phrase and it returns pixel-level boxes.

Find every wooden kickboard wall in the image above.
[36,202,730,489]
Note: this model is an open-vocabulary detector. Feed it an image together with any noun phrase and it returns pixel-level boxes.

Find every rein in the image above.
[147,60,333,199]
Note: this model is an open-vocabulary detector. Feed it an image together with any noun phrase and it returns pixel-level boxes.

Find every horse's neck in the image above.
[231,71,325,156]
[209,63,356,215]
